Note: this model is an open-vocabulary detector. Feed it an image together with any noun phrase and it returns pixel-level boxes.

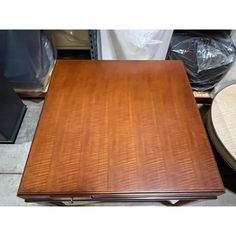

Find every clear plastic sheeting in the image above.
[211,30,236,97]
[49,30,89,49]
[99,30,173,60]
[168,31,236,91]
[197,40,235,72]
[0,30,55,92]
[211,58,236,97]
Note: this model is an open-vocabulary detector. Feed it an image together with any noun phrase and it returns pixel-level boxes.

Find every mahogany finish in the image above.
[18,60,224,202]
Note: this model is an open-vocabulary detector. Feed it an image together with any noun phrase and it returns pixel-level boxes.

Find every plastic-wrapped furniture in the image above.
[167,31,235,91]
[211,55,236,97]
[48,30,89,49]
[210,30,236,97]
[98,30,173,60]
[0,30,55,94]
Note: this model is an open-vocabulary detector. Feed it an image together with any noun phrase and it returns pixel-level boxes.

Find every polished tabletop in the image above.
[18,60,224,202]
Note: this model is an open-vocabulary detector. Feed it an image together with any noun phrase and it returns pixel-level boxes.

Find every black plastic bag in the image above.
[0,30,55,92]
[167,31,236,91]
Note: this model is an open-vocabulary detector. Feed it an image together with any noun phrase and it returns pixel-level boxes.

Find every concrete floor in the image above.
[0,99,236,206]
[0,99,43,206]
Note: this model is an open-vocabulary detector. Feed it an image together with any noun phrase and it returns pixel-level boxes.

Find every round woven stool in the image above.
[207,84,236,171]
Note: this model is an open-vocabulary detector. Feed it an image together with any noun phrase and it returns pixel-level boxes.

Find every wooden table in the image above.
[18,60,224,204]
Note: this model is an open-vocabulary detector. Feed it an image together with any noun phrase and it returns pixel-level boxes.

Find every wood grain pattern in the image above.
[18,60,224,201]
